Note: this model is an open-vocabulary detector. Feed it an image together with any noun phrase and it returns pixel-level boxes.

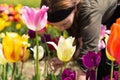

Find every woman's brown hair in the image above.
[40,0,80,12]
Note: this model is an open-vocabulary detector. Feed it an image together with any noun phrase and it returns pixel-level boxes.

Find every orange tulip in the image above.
[116,18,120,24]
[107,21,120,63]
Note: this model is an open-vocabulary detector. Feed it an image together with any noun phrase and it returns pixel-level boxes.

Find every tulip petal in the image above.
[105,34,115,61]
[32,46,44,60]
[34,5,48,30]
[47,42,58,50]
[21,5,48,31]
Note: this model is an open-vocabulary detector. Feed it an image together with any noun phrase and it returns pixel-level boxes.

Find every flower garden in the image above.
[0,1,120,80]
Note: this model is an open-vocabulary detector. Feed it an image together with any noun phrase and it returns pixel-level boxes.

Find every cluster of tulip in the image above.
[0,4,77,80]
[1,3,120,80]
[0,4,27,34]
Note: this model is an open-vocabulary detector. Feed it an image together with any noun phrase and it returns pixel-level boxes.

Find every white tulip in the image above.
[47,36,76,62]
[31,45,44,60]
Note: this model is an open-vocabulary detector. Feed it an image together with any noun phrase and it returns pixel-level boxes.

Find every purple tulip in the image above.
[62,68,76,80]
[28,29,36,39]
[82,51,101,69]
[86,70,96,80]
[82,51,101,80]
[41,34,51,43]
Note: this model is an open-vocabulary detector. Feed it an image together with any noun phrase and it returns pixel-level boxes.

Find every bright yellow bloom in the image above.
[16,23,21,29]
[22,48,30,62]
[47,36,76,62]
[15,4,22,12]
[0,18,11,31]
[2,32,29,62]
[0,18,6,31]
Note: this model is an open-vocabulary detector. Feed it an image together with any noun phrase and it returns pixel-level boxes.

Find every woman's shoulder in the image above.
[77,0,118,21]
[78,0,117,11]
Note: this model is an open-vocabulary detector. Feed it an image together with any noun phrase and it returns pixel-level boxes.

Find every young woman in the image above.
[41,0,120,80]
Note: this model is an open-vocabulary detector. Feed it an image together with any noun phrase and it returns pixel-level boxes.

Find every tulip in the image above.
[47,36,76,62]
[105,34,115,80]
[82,51,101,80]
[116,18,120,24]
[28,29,36,39]
[106,19,120,80]
[62,68,76,80]
[31,45,44,60]
[107,23,120,63]
[21,5,48,80]
[21,5,49,31]
[82,51,101,69]
[22,48,30,62]
[2,32,29,62]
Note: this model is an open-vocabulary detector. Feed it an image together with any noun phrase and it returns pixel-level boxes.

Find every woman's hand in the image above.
[49,57,64,72]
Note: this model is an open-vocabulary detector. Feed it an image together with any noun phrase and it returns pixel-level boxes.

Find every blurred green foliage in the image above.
[0,0,41,7]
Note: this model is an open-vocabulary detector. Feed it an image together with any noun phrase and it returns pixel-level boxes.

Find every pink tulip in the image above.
[21,5,49,31]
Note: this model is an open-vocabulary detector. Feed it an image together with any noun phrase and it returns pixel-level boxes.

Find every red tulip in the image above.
[107,20,120,63]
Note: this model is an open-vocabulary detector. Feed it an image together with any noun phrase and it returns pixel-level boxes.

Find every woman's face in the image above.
[50,8,76,31]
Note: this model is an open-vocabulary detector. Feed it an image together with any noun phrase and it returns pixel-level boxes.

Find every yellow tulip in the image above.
[47,36,76,62]
[22,48,30,62]
[2,32,29,62]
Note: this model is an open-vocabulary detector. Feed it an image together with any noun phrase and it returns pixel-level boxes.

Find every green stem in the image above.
[110,61,114,80]
[35,31,40,80]
[2,64,6,80]
[41,34,50,75]
[21,62,24,75]
[118,64,120,80]
[11,63,16,80]
[64,62,67,69]
[96,68,98,80]
[42,34,50,59]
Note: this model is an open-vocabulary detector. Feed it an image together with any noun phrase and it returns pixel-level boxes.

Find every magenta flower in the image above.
[62,68,76,80]
[82,51,101,80]
[21,5,49,31]
[82,51,101,69]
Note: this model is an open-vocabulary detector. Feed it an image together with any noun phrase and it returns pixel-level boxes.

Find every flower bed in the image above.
[0,3,120,80]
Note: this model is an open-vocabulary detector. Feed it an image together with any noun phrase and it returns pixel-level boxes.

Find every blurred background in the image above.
[0,0,41,7]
